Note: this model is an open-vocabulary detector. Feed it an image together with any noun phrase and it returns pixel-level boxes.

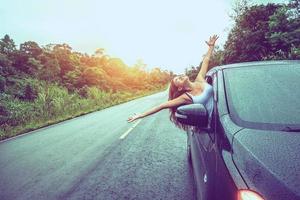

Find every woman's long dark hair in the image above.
[168,78,191,131]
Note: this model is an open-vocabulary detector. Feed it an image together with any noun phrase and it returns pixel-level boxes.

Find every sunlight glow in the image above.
[0,0,287,73]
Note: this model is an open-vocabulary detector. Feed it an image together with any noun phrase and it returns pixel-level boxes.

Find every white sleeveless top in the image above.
[185,82,214,120]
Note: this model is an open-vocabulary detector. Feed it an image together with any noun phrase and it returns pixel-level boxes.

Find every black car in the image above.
[175,60,300,200]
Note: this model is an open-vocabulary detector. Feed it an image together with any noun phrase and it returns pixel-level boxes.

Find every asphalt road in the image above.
[0,91,197,200]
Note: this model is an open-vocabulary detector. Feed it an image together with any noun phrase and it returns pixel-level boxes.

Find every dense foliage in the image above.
[0,36,171,96]
[186,0,300,78]
[0,35,171,140]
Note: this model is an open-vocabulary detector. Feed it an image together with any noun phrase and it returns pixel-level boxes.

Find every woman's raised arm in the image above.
[195,35,219,82]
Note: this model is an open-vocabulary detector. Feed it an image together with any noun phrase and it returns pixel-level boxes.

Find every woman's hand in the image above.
[205,35,219,47]
[127,113,142,123]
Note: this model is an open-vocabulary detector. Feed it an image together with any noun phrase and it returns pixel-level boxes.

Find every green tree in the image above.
[37,49,61,82]
[265,0,300,59]
[0,53,15,76]
[81,67,108,89]
[223,4,279,64]
[20,41,42,58]
[289,0,300,16]
[0,34,16,56]
[63,69,82,92]
[52,43,75,78]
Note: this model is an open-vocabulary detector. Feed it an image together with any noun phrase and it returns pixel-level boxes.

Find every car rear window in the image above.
[223,63,300,130]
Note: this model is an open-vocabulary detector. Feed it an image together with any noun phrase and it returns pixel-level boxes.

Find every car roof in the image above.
[206,60,300,76]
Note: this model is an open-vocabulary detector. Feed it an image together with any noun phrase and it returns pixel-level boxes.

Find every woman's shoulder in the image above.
[179,92,193,103]
[193,80,207,90]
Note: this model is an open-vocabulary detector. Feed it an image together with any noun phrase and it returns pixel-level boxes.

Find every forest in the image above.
[186,0,300,80]
[0,36,171,140]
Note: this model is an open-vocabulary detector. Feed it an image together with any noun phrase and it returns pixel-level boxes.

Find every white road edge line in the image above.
[120,119,142,140]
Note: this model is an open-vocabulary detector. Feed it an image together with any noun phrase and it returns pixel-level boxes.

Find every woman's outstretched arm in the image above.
[195,35,219,82]
[127,95,190,122]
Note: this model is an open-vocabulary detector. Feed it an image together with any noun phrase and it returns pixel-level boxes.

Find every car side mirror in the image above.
[175,104,209,128]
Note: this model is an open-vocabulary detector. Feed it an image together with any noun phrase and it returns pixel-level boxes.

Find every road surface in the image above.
[0,91,197,200]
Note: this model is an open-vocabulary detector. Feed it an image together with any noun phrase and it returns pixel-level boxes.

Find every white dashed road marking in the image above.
[120,119,142,139]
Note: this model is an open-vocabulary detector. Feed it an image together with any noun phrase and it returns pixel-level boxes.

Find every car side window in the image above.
[205,73,217,141]
[213,73,217,102]
[210,73,217,141]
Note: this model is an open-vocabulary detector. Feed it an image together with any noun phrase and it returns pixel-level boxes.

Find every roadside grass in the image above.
[0,81,167,141]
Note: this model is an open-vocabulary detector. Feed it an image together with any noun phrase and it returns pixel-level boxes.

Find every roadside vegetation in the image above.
[0,37,171,140]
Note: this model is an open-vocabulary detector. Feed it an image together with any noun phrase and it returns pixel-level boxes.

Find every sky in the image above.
[0,0,288,74]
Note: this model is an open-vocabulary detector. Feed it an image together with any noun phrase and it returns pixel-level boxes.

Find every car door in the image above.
[191,72,217,200]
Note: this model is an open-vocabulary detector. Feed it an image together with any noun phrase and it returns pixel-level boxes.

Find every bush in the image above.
[0,104,10,125]
[11,78,39,101]
[23,84,38,101]
[77,85,89,98]
[0,75,6,92]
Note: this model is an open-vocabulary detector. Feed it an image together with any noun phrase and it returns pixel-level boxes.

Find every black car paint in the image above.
[188,68,244,200]
[184,61,300,200]
[233,129,300,200]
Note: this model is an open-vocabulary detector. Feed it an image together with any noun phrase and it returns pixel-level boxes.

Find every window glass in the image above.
[224,64,300,130]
